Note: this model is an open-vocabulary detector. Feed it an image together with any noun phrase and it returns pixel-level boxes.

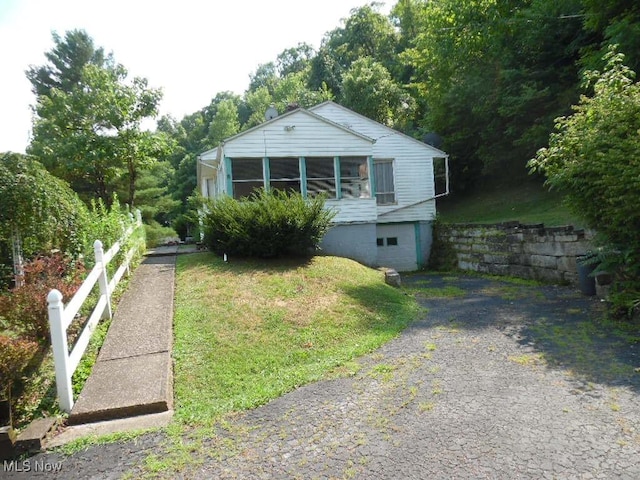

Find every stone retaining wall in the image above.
[442,222,594,284]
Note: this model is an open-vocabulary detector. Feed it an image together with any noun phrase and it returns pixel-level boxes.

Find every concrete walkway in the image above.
[67,248,178,425]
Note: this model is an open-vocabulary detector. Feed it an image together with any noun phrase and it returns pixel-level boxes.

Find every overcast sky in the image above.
[0,0,391,153]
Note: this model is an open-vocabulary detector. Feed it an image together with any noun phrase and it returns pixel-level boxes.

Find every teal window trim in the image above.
[334,156,341,199]
[263,157,270,191]
[224,156,233,195]
[299,157,308,198]
[367,155,375,198]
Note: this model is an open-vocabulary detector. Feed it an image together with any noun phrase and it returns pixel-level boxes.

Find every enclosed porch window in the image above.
[340,156,370,199]
[269,157,301,194]
[306,157,336,198]
[231,158,263,199]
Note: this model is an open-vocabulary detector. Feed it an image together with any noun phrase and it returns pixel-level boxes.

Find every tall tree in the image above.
[581,0,640,73]
[309,3,400,97]
[341,57,412,127]
[406,0,588,190]
[276,43,315,77]
[28,31,165,206]
[26,29,107,97]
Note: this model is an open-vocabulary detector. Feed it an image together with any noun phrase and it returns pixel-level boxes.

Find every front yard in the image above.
[172,253,421,427]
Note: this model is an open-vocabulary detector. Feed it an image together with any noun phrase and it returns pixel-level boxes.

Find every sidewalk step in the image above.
[68,352,172,425]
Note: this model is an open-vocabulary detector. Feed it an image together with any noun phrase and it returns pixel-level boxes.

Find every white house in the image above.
[197,101,449,272]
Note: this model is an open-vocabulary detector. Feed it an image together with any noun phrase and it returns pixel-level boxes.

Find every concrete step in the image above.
[68,352,172,425]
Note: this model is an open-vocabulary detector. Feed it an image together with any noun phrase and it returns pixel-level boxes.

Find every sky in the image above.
[0,0,392,154]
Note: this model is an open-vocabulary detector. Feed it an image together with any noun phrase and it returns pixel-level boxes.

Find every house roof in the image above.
[310,101,449,157]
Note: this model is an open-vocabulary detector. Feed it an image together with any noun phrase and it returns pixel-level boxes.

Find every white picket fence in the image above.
[47,213,142,413]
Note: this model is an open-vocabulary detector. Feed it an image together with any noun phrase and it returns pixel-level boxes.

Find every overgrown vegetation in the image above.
[427,215,457,271]
[437,181,580,227]
[201,189,335,258]
[0,152,91,287]
[529,48,640,318]
[0,253,85,342]
[0,156,145,427]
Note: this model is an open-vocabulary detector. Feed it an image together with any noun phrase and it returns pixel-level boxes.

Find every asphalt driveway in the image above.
[7,274,640,479]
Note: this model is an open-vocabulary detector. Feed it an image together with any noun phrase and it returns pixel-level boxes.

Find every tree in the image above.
[276,43,315,77]
[341,57,412,127]
[208,99,240,145]
[581,0,640,73]
[248,62,278,95]
[528,48,640,315]
[26,29,107,97]
[405,0,588,190]
[28,31,165,206]
[309,3,400,97]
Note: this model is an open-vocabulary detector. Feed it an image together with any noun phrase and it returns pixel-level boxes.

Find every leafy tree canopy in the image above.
[27,30,166,207]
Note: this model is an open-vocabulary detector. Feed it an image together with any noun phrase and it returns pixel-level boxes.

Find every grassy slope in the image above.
[437,180,582,227]
[172,253,421,427]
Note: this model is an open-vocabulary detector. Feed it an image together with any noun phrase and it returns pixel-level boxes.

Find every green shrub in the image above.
[0,335,39,397]
[0,152,91,280]
[144,221,178,248]
[529,48,640,317]
[202,189,335,258]
[0,253,85,343]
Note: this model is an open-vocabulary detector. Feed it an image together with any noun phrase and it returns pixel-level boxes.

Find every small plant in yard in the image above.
[0,335,39,400]
[0,253,85,343]
[201,188,335,258]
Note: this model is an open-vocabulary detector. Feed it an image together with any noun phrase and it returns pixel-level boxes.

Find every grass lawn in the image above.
[172,253,422,427]
[437,180,582,227]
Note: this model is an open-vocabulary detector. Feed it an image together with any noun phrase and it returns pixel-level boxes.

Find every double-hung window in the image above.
[374,159,395,205]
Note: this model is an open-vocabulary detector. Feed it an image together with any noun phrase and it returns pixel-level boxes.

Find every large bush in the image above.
[202,189,335,258]
[529,48,640,316]
[0,152,91,286]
